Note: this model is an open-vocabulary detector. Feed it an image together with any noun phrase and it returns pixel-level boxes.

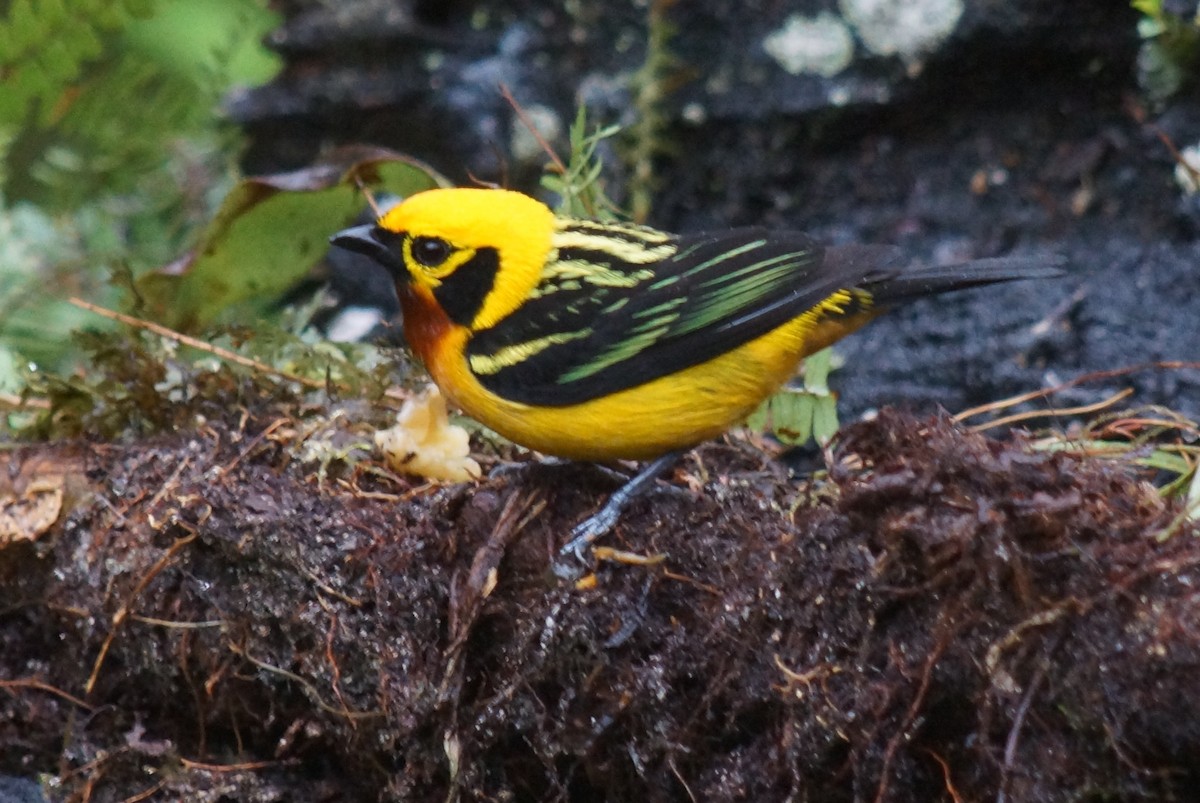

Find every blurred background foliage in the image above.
[0,0,282,388]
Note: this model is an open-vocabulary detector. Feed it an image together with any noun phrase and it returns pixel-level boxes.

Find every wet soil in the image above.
[2,406,1198,801]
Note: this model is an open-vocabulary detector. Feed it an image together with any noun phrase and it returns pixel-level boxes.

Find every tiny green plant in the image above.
[540,106,622,222]
[1132,0,1200,104]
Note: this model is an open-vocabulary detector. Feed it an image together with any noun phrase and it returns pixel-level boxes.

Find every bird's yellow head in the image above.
[331,188,557,330]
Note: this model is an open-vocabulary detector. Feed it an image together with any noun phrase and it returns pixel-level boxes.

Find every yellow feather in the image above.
[378,188,557,331]
[421,309,866,461]
[344,187,1044,463]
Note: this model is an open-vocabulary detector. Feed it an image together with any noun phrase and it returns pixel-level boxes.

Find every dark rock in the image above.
[0,777,45,803]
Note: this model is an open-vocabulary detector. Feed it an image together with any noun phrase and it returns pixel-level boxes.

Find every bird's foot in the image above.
[553,451,682,579]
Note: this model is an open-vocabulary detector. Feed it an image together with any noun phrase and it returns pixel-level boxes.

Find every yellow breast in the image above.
[426,313,831,461]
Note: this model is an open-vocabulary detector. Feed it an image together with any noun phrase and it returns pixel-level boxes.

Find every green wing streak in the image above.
[558,242,816,382]
[467,226,839,407]
[647,239,766,290]
[677,250,814,335]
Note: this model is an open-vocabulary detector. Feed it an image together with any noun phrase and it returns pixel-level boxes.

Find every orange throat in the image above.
[399,285,460,376]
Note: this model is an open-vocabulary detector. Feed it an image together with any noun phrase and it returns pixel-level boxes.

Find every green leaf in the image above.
[60,18,104,62]
[38,0,68,29]
[745,347,841,447]
[1136,449,1193,475]
[1131,0,1163,20]
[7,0,38,48]
[122,0,158,19]
[37,38,79,85]
[1186,465,1200,519]
[801,346,834,395]
[811,394,839,446]
[747,389,816,447]
[771,392,814,446]
[0,343,24,393]
[743,401,768,435]
[136,147,447,331]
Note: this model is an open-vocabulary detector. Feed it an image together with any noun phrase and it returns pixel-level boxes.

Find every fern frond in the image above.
[0,0,154,126]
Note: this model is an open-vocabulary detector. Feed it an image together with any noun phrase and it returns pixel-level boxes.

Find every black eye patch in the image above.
[411,236,452,267]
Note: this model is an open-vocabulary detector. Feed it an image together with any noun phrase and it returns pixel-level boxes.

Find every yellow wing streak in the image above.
[794,289,870,330]
[549,232,678,265]
[553,217,675,243]
[538,258,656,288]
[468,330,591,376]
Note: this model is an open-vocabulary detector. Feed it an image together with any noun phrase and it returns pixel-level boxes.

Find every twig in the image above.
[352,174,384,218]
[323,611,353,722]
[1127,95,1200,187]
[499,82,566,175]
[953,361,1200,424]
[67,296,328,390]
[300,565,365,608]
[1098,416,1200,435]
[873,636,947,803]
[216,417,290,478]
[668,756,698,803]
[180,757,297,772]
[996,630,1065,803]
[119,780,167,803]
[967,388,1134,432]
[922,748,965,803]
[228,640,382,720]
[440,489,546,700]
[129,614,222,629]
[661,569,722,596]
[86,529,198,694]
[0,391,51,410]
[0,677,93,710]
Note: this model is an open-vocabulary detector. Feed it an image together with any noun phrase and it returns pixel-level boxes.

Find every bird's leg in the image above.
[556,450,683,570]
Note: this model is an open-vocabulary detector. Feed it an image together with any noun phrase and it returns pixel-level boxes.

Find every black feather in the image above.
[467,227,1063,407]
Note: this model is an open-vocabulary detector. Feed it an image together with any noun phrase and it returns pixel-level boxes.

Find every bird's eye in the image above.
[410,236,452,267]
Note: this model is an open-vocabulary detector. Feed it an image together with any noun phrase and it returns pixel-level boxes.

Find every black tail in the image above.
[864,255,1066,306]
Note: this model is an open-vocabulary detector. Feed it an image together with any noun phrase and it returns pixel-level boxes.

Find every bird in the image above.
[331,187,1061,562]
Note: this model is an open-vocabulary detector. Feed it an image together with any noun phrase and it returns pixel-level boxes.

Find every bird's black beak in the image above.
[329,224,408,279]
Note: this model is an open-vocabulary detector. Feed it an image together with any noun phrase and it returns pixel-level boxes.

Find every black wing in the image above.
[465,227,899,407]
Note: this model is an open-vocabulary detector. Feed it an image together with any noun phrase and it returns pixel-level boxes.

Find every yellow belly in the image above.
[425,313,867,462]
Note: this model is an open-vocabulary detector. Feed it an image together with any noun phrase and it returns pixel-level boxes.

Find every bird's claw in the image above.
[552,509,617,579]
[551,451,682,580]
